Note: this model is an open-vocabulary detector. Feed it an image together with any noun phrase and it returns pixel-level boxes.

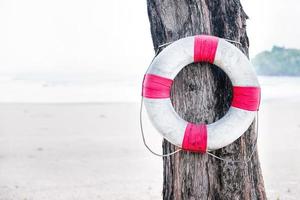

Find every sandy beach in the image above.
[0,100,299,200]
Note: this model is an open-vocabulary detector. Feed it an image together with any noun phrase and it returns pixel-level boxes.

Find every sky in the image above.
[241,0,300,56]
[0,0,299,75]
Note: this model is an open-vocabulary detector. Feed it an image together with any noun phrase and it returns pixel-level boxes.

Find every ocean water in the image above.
[0,72,142,103]
[259,76,300,102]
[0,73,299,103]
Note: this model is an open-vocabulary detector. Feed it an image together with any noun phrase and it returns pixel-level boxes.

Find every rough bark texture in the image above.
[146,0,267,199]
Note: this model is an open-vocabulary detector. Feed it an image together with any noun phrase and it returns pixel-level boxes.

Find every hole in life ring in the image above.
[170,62,232,125]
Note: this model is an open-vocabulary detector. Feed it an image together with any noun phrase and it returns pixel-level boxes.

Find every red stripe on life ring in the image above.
[182,123,207,153]
[194,35,219,64]
[231,86,261,111]
[142,74,173,98]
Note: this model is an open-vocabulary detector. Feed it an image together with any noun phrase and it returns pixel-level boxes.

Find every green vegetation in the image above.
[252,46,300,76]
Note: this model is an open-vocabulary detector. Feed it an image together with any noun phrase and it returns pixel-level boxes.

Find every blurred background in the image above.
[0,0,299,199]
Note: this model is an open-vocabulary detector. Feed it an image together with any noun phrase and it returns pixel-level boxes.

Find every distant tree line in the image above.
[252,46,300,76]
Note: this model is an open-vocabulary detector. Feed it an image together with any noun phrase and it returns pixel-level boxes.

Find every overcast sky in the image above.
[0,0,299,75]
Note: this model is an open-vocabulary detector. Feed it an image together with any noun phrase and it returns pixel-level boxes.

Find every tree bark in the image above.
[146,0,266,199]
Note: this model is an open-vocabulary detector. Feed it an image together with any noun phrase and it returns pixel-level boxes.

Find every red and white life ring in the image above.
[142,35,260,153]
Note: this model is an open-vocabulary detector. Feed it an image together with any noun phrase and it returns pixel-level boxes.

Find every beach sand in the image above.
[0,100,299,199]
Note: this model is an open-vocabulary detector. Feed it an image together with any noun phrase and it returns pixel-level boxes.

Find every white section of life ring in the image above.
[207,107,256,150]
[143,98,187,146]
[213,39,259,87]
[147,37,194,79]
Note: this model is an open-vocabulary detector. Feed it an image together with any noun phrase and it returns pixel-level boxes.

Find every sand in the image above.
[257,100,300,200]
[0,100,299,200]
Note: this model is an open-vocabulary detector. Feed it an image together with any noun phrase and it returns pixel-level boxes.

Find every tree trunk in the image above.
[146,0,267,199]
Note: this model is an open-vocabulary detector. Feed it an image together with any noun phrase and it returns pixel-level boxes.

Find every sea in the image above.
[0,72,299,103]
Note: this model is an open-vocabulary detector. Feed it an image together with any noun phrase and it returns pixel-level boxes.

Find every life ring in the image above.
[142,35,260,153]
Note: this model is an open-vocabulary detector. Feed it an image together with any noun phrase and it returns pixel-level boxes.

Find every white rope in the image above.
[155,37,242,54]
[224,38,242,46]
[140,37,258,162]
[140,97,182,157]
